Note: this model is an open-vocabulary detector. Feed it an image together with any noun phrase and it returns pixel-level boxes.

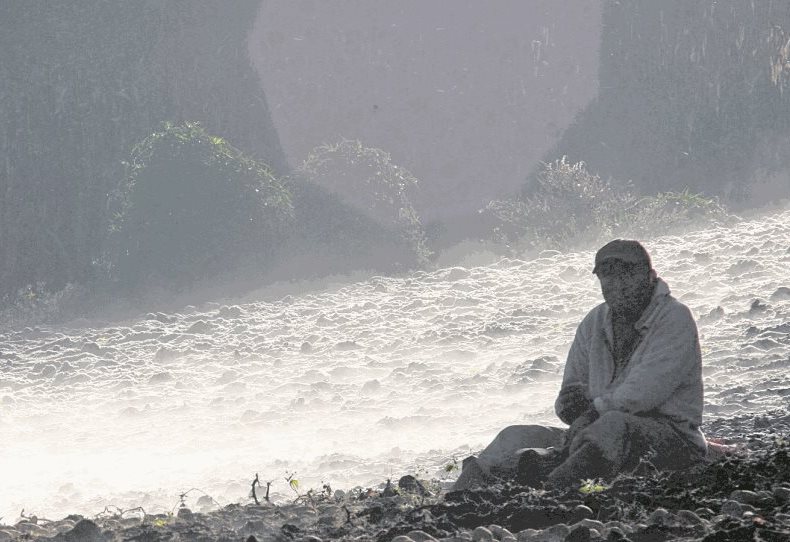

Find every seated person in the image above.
[453,239,707,490]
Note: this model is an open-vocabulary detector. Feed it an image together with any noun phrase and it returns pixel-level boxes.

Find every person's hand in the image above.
[556,384,592,425]
[565,406,600,455]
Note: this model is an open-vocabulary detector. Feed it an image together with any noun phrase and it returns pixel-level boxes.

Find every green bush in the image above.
[297,139,431,268]
[485,157,729,251]
[107,122,292,290]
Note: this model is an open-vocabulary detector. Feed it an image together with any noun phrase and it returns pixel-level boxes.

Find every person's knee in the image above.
[596,410,630,431]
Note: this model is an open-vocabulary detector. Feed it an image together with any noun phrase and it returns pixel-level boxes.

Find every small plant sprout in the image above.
[578,478,607,494]
[444,457,459,473]
[285,471,300,495]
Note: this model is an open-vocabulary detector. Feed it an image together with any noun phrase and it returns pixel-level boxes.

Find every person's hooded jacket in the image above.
[555,277,707,454]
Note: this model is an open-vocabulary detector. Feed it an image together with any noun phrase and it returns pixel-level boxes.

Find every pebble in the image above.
[517,529,539,542]
[729,489,760,504]
[720,500,743,517]
[774,487,790,502]
[489,525,514,539]
[408,530,438,542]
[473,526,494,542]
[564,525,590,542]
[186,320,213,334]
[62,519,104,541]
[646,508,670,526]
[570,505,594,523]
[574,519,605,532]
[694,507,715,518]
[676,510,704,525]
[605,526,626,540]
[177,507,194,520]
[532,523,571,542]
[770,286,790,301]
[15,522,49,537]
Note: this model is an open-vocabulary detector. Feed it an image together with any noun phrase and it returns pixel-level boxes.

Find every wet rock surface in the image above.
[3,410,788,541]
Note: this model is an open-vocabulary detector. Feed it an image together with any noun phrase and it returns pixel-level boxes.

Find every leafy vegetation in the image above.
[486,158,730,252]
[0,0,286,302]
[296,139,432,270]
[106,122,292,290]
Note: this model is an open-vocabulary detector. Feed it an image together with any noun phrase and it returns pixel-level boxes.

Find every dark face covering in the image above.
[595,260,655,320]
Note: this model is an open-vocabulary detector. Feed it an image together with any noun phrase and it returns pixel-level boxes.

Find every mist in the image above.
[1,1,790,539]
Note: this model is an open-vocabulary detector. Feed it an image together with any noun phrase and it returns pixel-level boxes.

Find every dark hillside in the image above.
[537,0,790,203]
[0,0,287,299]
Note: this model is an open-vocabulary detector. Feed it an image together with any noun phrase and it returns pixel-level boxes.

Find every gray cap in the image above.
[592,239,652,274]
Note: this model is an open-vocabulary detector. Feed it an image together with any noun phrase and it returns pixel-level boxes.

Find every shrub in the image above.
[297,139,431,268]
[107,122,292,290]
[486,157,634,248]
[485,157,730,251]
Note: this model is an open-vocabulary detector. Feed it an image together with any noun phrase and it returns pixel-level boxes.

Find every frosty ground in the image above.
[1,207,790,538]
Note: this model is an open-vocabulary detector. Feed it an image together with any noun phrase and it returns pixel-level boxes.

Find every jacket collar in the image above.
[603,277,672,338]
[635,277,671,330]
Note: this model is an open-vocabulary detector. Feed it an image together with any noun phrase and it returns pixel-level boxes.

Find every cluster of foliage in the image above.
[0,0,286,302]
[296,139,432,270]
[541,0,790,204]
[107,122,292,290]
[487,158,729,251]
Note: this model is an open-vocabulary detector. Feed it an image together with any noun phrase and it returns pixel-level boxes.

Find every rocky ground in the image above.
[3,409,789,542]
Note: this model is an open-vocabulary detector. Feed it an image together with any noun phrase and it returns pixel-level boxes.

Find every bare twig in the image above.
[170,488,224,515]
[19,509,53,525]
[251,473,261,505]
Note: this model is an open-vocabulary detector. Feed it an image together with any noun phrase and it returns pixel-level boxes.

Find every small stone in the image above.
[773,487,790,502]
[694,507,714,519]
[517,529,539,542]
[605,527,626,541]
[303,537,322,542]
[176,507,193,520]
[575,520,605,532]
[399,475,430,496]
[646,508,670,526]
[63,519,103,541]
[749,299,768,314]
[300,342,312,353]
[335,340,361,350]
[570,505,595,523]
[706,306,725,320]
[770,287,790,301]
[489,525,515,540]
[148,371,173,384]
[537,523,571,542]
[408,530,438,542]
[473,526,494,542]
[729,489,760,504]
[186,320,213,334]
[218,305,243,318]
[565,525,591,542]
[720,500,743,517]
[676,510,704,525]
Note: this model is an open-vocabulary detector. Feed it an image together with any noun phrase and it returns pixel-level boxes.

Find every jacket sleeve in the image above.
[555,319,593,425]
[593,303,700,415]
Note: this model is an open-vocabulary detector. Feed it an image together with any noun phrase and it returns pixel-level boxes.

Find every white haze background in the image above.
[2,206,790,522]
